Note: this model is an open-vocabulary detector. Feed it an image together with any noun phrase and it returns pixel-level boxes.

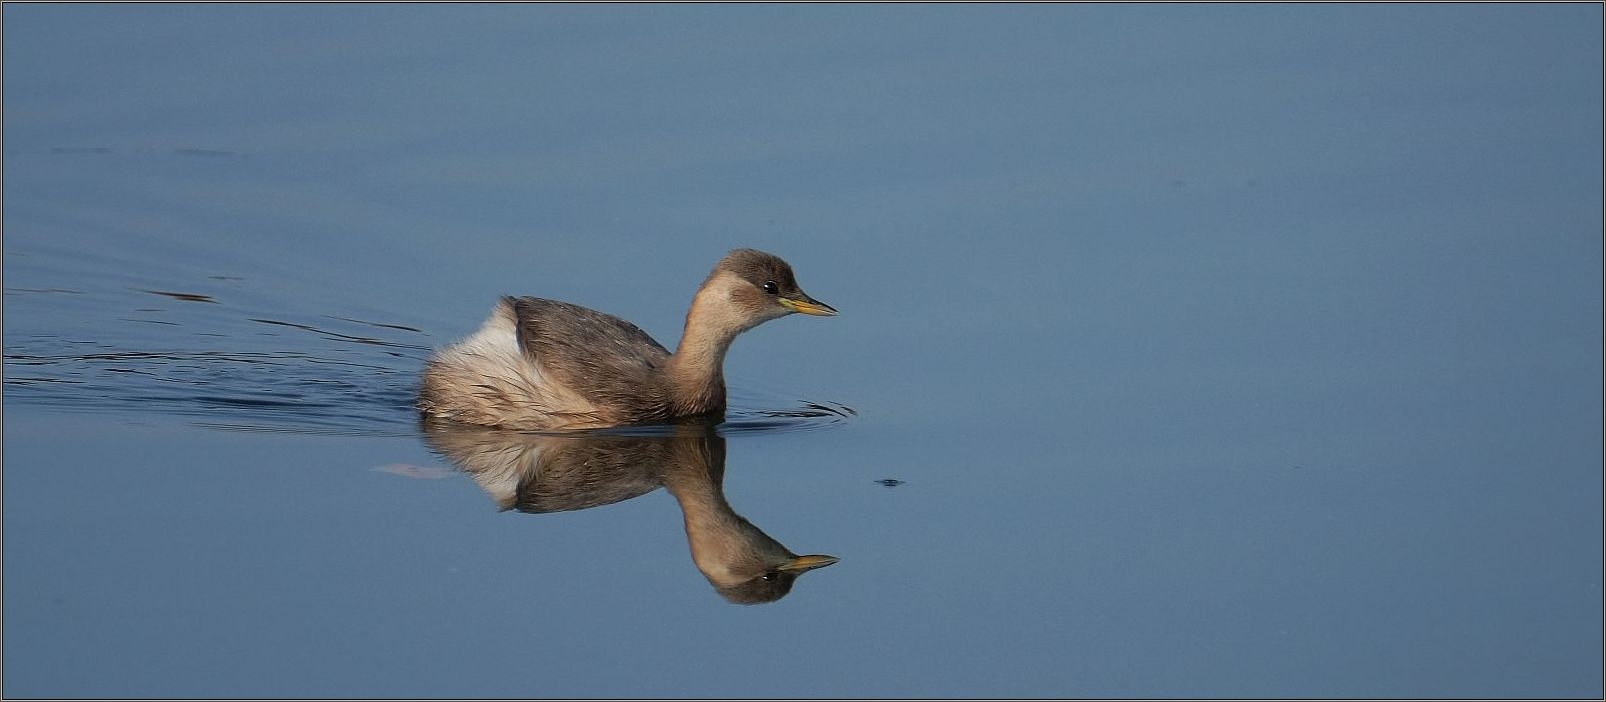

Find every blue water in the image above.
[4,4,1602,698]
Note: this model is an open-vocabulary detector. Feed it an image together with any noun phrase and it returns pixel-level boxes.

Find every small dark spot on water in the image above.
[142,289,218,303]
[193,394,313,408]
[209,275,245,281]
[875,479,905,487]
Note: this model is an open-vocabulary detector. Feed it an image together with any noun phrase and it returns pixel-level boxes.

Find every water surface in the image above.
[4,4,1602,698]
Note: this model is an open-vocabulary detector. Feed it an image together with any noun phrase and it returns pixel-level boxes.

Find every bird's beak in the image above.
[779,295,838,317]
[776,554,840,572]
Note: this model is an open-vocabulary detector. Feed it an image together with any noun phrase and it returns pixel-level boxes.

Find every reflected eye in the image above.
[761,572,778,582]
[761,281,778,295]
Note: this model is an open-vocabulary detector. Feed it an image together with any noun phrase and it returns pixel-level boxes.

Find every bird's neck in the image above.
[661,450,754,587]
[662,456,735,530]
[664,276,748,414]
[665,330,730,415]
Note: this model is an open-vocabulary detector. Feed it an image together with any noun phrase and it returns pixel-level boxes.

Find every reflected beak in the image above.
[776,554,840,572]
[779,295,838,317]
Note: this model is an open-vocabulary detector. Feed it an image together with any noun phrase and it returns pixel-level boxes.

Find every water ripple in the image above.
[5,337,853,437]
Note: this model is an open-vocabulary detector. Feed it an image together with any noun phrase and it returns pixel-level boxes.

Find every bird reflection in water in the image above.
[420,418,838,605]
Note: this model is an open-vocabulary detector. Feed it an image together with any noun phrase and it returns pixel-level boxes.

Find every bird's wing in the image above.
[505,296,672,411]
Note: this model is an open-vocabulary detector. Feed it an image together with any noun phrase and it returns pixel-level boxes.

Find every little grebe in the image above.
[417,249,836,430]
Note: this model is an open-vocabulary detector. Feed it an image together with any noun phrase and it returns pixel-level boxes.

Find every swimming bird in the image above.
[418,249,836,430]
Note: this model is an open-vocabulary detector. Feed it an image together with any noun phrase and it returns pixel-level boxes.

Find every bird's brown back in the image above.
[506,296,677,423]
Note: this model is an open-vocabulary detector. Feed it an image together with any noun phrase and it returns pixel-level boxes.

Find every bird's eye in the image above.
[761,280,778,295]
[761,572,778,582]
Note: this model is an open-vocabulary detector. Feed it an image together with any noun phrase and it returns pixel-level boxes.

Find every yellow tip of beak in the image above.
[777,554,840,572]
[780,297,838,316]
